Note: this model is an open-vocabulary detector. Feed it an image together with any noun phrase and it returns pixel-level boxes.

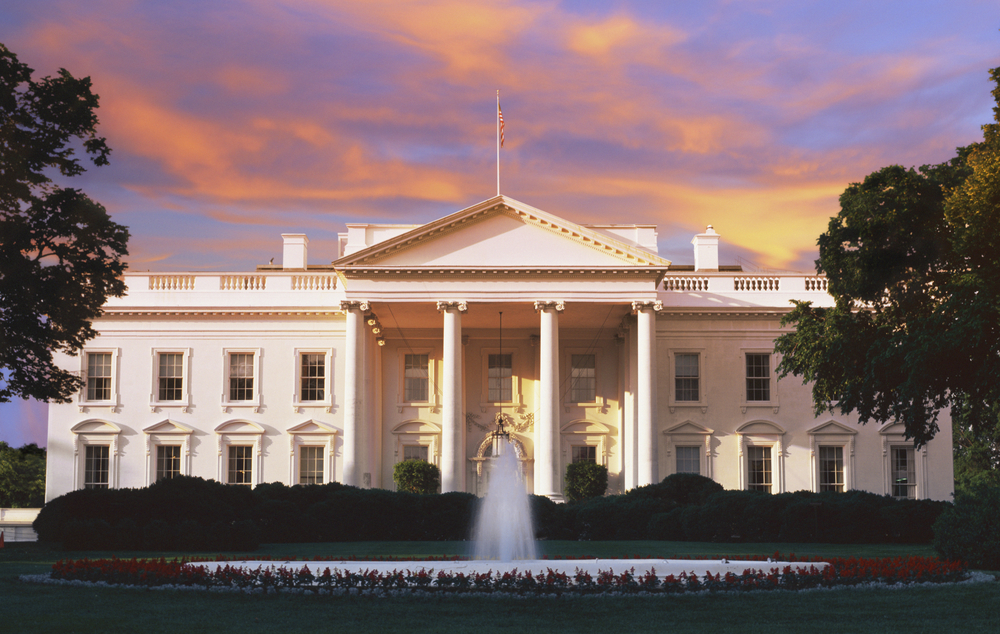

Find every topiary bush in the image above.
[934,484,1000,570]
[393,459,441,494]
[564,461,608,503]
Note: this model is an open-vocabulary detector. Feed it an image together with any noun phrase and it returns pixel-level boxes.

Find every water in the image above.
[472,448,537,561]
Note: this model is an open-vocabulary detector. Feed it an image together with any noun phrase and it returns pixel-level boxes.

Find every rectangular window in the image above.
[229,353,254,401]
[571,445,596,464]
[819,446,844,493]
[228,445,253,485]
[156,445,181,481]
[745,353,771,402]
[488,353,512,402]
[403,445,429,462]
[676,446,700,474]
[404,354,429,402]
[891,447,915,499]
[158,353,183,401]
[569,354,596,402]
[299,446,324,484]
[300,353,325,402]
[747,446,772,493]
[84,445,110,489]
[675,353,700,402]
[86,352,112,401]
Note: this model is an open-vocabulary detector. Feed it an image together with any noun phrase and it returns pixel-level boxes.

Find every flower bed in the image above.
[45,554,968,596]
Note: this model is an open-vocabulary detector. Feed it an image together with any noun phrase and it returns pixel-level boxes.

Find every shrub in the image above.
[631,473,724,506]
[393,460,441,495]
[934,484,1000,570]
[564,461,608,503]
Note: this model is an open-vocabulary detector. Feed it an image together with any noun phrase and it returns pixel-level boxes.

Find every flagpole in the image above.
[496,89,500,197]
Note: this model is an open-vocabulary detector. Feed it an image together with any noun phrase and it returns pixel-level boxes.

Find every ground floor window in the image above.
[747,446,772,493]
[299,446,324,484]
[676,446,700,474]
[571,445,596,464]
[84,445,110,489]
[891,446,915,499]
[403,445,429,462]
[228,445,253,485]
[156,445,181,481]
[818,446,844,492]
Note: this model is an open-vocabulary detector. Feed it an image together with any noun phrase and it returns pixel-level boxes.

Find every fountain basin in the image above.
[198,558,827,579]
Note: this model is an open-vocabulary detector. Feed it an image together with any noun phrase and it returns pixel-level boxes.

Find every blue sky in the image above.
[1,0,998,447]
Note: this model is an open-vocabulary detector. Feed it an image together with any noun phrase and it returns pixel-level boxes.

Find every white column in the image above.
[534,301,564,501]
[340,300,368,487]
[633,300,661,486]
[437,301,468,493]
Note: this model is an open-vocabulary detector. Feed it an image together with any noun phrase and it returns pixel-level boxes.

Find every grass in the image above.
[2,540,998,634]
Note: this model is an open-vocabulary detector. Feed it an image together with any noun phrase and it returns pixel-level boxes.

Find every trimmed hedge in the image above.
[564,462,608,503]
[34,473,948,550]
[933,484,1000,570]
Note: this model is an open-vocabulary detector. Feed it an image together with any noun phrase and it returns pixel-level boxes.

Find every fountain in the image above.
[472,441,537,561]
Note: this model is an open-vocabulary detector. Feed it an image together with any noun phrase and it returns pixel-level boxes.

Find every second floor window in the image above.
[300,353,325,401]
[675,353,699,401]
[229,353,254,401]
[404,354,429,402]
[86,352,112,401]
[488,353,512,402]
[158,353,183,401]
[745,353,771,402]
[569,354,596,402]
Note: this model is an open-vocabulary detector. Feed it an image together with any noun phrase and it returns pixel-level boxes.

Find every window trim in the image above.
[740,349,779,412]
[396,348,437,410]
[215,420,264,486]
[736,421,785,493]
[662,421,714,479]
[293,348,333,411]
[150,348,192,411]
[807,420,857,493]
[71,419,121,491]
[222,348,262,411]
[390,420,442,471]
[79,348,120,409]
[479,347,521,409]
[562,348,602,407]
[287,420,338,484]
[880,423,924,499]
[667,349,706,411]
[142,419,193,485]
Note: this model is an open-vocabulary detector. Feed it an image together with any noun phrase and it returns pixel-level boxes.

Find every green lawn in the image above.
[3,541,998,634]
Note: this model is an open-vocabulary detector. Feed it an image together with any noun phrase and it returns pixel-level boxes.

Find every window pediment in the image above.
[71,420,121,435]
[736,421,785,436]
[392,420,442,435]
[143,419,193,435]
[215,420,265,435]
[287,420,338,435]
[664,421,713,436]
[808,420,857,436]
[560,420,611,435]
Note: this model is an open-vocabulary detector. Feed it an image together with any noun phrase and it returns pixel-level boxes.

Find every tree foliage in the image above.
[392,459,441,494]
[0,42,129,402]
[564,461,608,503]
[0,441,46,507]
[776,66,1000,447]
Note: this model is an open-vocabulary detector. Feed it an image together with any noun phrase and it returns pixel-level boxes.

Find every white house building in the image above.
[44,195,954,502]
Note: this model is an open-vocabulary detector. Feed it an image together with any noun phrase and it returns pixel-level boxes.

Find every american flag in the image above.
[498,103,504,148]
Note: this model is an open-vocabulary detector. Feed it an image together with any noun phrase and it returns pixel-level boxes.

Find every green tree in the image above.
[393,459,440,494]
[0,42,129,403]
[564,461,608,503]
[0,441,46,507]
[775,66,1000,448]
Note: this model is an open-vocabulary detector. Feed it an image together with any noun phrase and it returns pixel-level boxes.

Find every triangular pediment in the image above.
[143,419,193,435]
[287,420,338,435]
[808,420,857,436]
[334,196,670,270]
[664,421,713,435]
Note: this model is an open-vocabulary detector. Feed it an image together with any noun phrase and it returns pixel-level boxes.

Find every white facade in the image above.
[45,196,954,502]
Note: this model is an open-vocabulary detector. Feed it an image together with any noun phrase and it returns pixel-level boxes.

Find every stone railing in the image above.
[121,272,340,306]
[220,275,267,290]
[149,275,195,291]
[661,273,830,295]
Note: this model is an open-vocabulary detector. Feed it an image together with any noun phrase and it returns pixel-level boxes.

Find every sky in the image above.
[1,0,998,448]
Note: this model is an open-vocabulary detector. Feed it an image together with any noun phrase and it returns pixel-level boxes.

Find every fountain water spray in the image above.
[472,447,537,561]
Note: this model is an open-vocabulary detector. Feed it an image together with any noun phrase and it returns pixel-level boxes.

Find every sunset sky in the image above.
[1,0,998,447]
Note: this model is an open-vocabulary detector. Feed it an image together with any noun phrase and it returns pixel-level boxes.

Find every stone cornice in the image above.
[338,266,668,281]
[98,308,345,319]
